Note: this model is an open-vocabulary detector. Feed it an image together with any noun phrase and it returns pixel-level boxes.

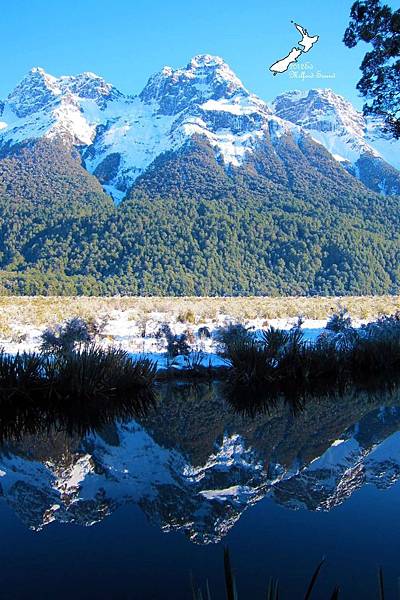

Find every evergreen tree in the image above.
[344,0,400,138]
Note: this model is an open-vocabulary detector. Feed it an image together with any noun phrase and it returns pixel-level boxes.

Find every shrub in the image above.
[155,323,191,357]
[352,313,400,376]
[41,317,93,354]
[177,310,196,324]
[326,308,352,333]
[361,312,400,338]
[215,323,251,356]
[167,333,191,357]
[155,322,170,351]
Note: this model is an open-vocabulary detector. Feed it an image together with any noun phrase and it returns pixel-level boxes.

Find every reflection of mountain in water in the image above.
[1,384,400,544]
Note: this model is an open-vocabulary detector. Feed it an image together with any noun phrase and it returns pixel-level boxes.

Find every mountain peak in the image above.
[189,54,226,68]
[26,66,59,88]
[30,66,46,75]
[272,87,365,138]
[7,67,61,118]
[185,54,245,89]
[59,71,122,106]
[5,67,122,123]
[80,71,102,79]
[139,54,247,115]
[271,86,400,182]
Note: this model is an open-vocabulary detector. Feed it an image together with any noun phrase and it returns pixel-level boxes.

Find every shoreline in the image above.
[0,317,367,362]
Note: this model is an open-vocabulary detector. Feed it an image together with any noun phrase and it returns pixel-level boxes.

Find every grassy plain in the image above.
[0,295,399,334]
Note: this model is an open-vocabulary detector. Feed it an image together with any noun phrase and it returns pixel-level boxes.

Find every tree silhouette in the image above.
[344,0,400,138]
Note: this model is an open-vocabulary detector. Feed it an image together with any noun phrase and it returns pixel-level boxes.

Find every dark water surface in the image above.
[1,383,400,599]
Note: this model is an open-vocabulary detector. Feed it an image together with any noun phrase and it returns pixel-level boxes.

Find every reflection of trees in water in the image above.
[141,380,400,471]
[0,386,157,444]
[223,374,400,418]
[1,377,400,467]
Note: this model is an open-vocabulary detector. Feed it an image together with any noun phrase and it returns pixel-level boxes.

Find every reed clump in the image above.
[192,547,391,599]
[222,313,400,392]
[0,346,156,408]
[0,345,157,441]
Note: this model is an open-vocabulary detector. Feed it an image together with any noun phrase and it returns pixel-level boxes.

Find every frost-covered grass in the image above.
[0,295,399,332]
[0,295,399,361]
[2,305,400,386]
[2,312,400,440]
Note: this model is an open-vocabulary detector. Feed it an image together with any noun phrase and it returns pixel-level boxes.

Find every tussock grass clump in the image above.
[0,346,157,441]
[352,314,400,377]
[52,346,157,403]
[0,351,49,402]
[223,313,400,396]
[0,346,156,412]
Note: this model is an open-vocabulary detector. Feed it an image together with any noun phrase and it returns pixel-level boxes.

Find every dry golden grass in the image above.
[0,295,399,331]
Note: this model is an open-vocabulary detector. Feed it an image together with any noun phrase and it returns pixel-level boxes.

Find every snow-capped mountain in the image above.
[0,67,123,149]
[1,55,399,202]
[0,56,284,201]
[84,55,281,199]
[272,88,400,194]
[1,393,400,544]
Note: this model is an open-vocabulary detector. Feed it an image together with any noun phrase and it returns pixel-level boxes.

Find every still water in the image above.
[1,383,400,599]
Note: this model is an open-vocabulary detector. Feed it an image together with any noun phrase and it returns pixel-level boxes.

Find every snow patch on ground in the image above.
[102,184,126,203]
[0,313,372,371]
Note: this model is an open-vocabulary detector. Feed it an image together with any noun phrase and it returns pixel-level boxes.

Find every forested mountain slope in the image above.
[0,56,399,295]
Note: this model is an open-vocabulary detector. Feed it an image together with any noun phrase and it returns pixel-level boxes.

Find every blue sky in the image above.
[0,0,381,107]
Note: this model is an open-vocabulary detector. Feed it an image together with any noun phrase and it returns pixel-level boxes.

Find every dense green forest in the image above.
[0,138,399,296]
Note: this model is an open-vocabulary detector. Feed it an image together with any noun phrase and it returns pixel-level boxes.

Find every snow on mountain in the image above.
[84,54,283,198]
[0,67,124,148]
[139,54,247,112]
[0,424,267,543]
[365,118,400,171]
[0,56,296,200]
[272,88,400,180]
[0,58,399,202]
[273,408,400,511]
